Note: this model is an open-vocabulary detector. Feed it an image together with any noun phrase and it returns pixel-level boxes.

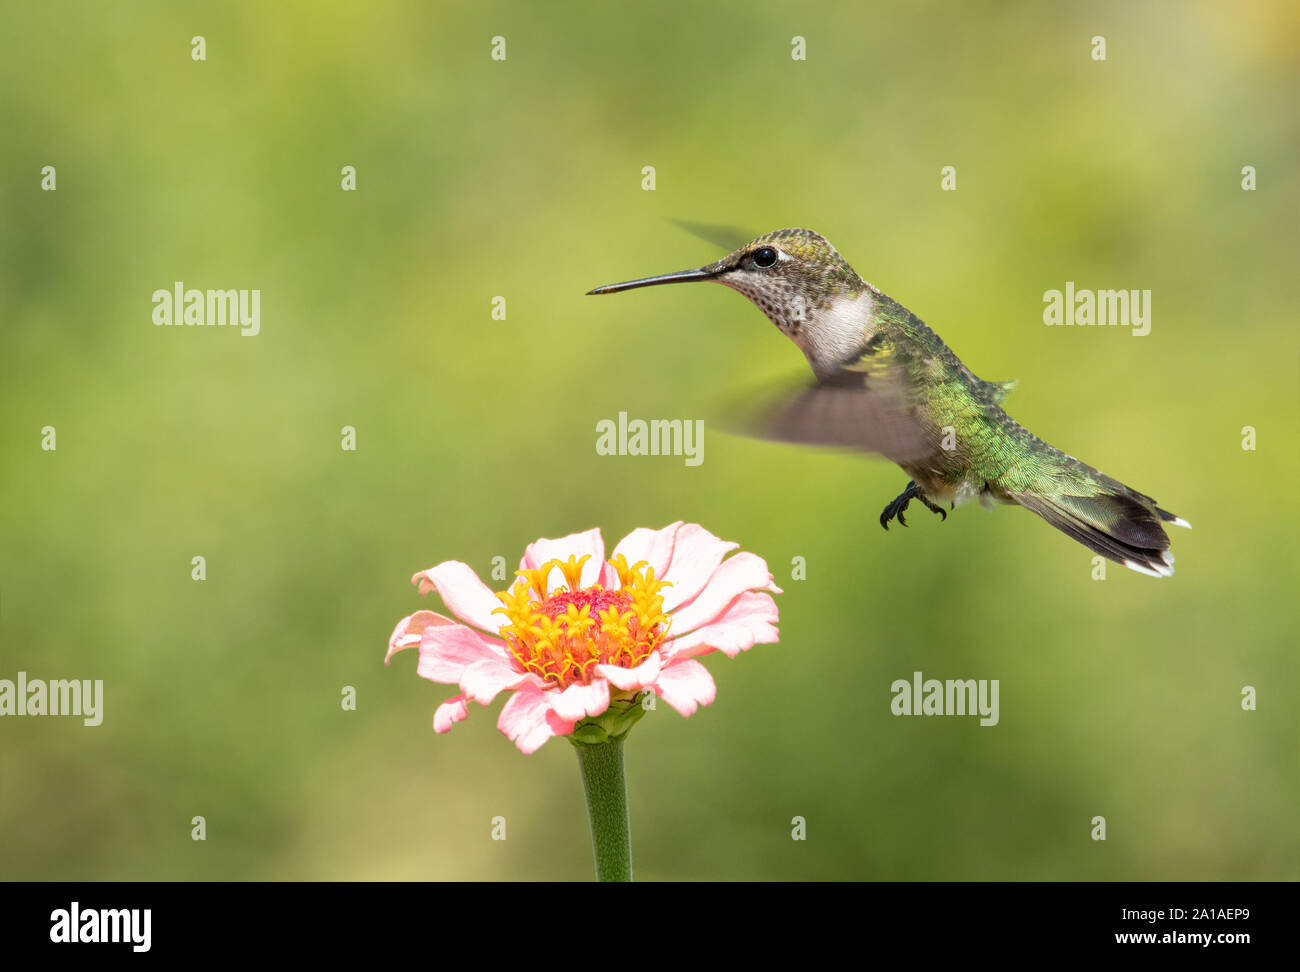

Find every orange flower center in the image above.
[493,554,670,690]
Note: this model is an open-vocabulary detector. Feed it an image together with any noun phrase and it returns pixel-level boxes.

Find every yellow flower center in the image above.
[493,554,670,690]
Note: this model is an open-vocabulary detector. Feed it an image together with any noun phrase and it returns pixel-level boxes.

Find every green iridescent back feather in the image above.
[866,292,1182,571]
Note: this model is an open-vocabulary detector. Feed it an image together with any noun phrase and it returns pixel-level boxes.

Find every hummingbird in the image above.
[587,227,1189,577]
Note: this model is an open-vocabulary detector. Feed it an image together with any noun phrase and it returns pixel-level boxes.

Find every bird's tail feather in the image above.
[1010,486,1188,578]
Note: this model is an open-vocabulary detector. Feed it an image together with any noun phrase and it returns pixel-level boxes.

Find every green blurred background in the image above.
[2,0,1296,880]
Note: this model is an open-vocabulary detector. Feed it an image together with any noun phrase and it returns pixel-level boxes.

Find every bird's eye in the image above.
[752,246,778,269]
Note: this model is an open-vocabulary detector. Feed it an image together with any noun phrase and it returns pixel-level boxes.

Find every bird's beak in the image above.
[586,265,721,295]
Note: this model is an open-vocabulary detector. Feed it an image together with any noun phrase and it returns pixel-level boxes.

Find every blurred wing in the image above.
[715,351,932,463]
[667,219,758,252]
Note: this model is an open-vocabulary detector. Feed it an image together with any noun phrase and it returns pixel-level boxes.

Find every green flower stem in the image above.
[575,738,632,882]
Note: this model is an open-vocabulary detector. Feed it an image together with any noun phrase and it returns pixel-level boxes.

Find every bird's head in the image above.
[589,228,872,377]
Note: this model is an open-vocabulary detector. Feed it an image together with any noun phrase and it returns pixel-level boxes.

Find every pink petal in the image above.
[459,656,532,705]
[662,592,780,660]
[412,561,505,633]
[416,622,510,684]
[385,610,449,664]
[652,659,717,718]
[550,679,612,722]
[498,685,576,754]
[597,560,620,590]
[594,650,663,691]
[519,528,606,593]
[433,695,469,733]
[610,523,682,582]
[659,524,739,611]
[669,552,780,636]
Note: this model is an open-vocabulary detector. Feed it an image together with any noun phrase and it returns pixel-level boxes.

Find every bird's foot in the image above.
[879,481,948,530]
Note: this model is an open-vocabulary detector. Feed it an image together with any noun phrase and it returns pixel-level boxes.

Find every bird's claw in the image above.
[880,482,946,531]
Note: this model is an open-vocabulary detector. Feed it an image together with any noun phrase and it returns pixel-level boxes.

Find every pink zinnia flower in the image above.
[385,523,782,753]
